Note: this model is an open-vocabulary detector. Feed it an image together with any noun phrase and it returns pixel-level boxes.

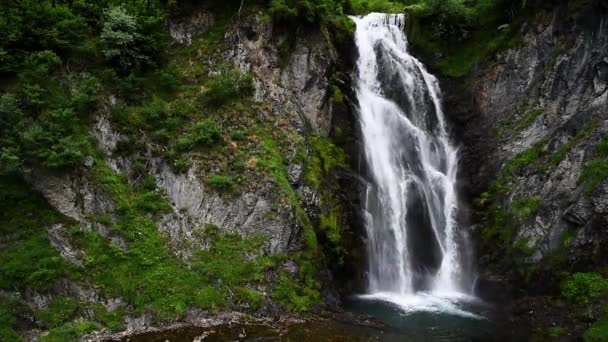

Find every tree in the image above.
[100,6,149,72]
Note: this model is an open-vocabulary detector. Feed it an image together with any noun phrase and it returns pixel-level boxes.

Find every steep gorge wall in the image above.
[1,5,358,340]
[433,0,608,335]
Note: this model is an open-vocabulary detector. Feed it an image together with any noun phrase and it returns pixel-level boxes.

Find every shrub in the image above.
[207,175,234,191]
[35,297,79,328]
[272,274,319,311]
[562,273,608,304]
[192,120,222,145]
[176,120,222,151]
[39,321,99,342]
[585,315,608,342]
[230,129,246,141]
[202,69,254,106]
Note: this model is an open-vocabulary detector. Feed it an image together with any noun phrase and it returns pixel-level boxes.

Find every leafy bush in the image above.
[176,119,222,151]
[230,129,246,141]
[39,321,99,342]
[202,69,254,106]
[35,297,78,328]
[585,314,608,342]
[207,175,235,191]
[562,273,608,304]
[272,274,320,311]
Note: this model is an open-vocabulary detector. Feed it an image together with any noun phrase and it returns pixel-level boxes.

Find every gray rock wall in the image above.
[445,2,608,277]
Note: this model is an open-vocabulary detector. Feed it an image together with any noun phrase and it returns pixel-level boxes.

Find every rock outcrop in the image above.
[442,0,608,286]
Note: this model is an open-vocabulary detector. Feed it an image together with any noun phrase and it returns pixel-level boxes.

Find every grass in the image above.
[512,108,544,132]
[206,174,235,192]
[579,137,608,195]
[39,321,99,342]
[0,176,73,291]
[304,135,348,188]
[546,120,600,169]
[0,297,24,342]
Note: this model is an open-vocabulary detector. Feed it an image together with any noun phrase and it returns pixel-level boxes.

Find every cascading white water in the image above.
[352,13,470,305]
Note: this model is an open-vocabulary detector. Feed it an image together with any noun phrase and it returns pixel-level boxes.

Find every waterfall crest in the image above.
[352,13,470,300]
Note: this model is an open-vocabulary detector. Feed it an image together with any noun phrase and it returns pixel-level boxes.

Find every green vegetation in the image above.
[0,297,24,342]
[304,135,348,188]
[40,321,99,342]
[579,137,608,195]
[562,273,608,305]
[35,297,79,328]
[480,196,540,247]
[0,177,73,290]
[511,108,545,133]
[405,0,526,77]
[585,313,608,342]
[201,68,254,106]
[547,121,600,168]
[207,175,235,191]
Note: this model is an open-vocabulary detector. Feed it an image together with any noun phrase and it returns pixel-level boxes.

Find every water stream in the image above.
[352,12,476,316]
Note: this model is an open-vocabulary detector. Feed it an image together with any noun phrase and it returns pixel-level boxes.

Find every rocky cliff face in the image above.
[4,6,354,339]
[450,0,608,274]
[439,0,608,334]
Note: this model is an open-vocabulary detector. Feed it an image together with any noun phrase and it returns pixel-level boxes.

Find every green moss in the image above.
[304,135,348,188]
[579,137,608,195]
[39,320,99,342]
[192,230,273,288]
[319,211,340,245]
[206,175,235,192]
[547,120,600,168]
[234,287,264,310]
[512,108,544,132]
[331,85,344,103]
[511,197,541,221]
[506,143,546,173]
[480,197,541,254]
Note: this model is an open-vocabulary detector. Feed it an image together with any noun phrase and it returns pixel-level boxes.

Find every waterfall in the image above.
[352,13,470,302]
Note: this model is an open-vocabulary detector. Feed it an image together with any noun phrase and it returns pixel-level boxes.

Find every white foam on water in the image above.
[357,292,484,320]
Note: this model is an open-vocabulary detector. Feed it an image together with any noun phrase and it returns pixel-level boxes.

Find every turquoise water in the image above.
[118,295,522,342]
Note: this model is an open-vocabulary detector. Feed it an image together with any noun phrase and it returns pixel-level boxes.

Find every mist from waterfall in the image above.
[351,13,474,311]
